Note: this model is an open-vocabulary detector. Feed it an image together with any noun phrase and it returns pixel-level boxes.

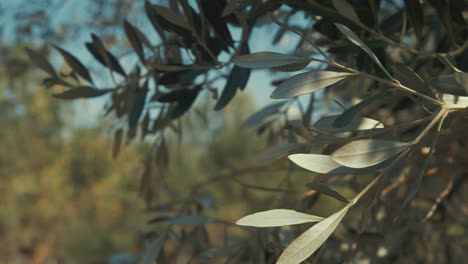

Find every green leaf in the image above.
[271,71,354,99]
[140,230,167,264]
[392,63,436,98]
[233,52,311,69]
[335,24,394,80]
[169,215,215,226]
[332,92,386,128]
[170,85,202,119]
[128,81,148,128]
[430,72,468,96]
[258,143,306,161]
[242,101,287,129]
[289,154,374,175]
[152,5,191,31]
[53,86,112,99]
[404,0,424,39]
[313,115,383,132]
[331,139,411,168]
[214,66,250,110]
[442,94,468,109]
[25,48,56,76]
[236,209,324,227]
[53,45,93,84]
[331,0,360,24]
[124,20,145,63]
[86,35,126,76]
[306,181,349,203]
[276,206,350,264]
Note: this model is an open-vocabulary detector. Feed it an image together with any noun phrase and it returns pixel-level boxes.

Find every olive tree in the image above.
[28,0,468,263]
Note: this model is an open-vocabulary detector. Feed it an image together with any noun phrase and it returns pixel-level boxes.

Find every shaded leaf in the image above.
[139,231,167,264]
[169,215,215,226]
[258,143,306,161]
[332,92,387,128]
[86,37,126,76]
[430,72,468,96]
[335,24,393,80]
[54,45,93,83]
[112,129,123,159]
[289,154,374,175]
[404,0,424,39]
[331,139,411,168]
[242,101,287,128]
[124,20,145,63]
[276,206,350,264]
[314,115,383,132]
[152,5,191,31]
[214,66,250,110]
[272,59,313,72]
[236,209,324,227]
[271,71,354,99]
[332,0,360,24]
[53,86,112,99]
[233,52,311,69]
[306,181,349,203]
[25,47,56,76]
[170,86,202,119]
[392,63,436,98]
[128,81,148,128]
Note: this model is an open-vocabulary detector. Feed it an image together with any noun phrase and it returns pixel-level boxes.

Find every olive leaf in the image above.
[314,115,383,132]
[233,52,311,69]
[331,0,360,24]
[430,72,468,96]
[271,71,355,99]
[335,24,394,80]
[236,209,324,227]
[276,205,350,264]
[331,139,412,168]
[289,154,374,175]
[53,45,93,84]
[53,86,112,99]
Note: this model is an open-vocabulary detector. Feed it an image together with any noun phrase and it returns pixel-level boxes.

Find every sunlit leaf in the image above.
[236,209,324,227]
[271,71,354,99]
[233,52,311,69]
[54,45,93,84]
[25,47,56,76]
[335,24,393,80]
[306,181,349,203]
[289,154,374,175]
[331,139,411,168]
[276,206,350,264]
[53,86,112,99]
[331,0,360,24]
[442,94,468,109]
[314,115,383,132]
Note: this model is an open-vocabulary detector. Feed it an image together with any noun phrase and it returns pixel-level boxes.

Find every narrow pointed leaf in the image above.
[289,154,374,175]
[54,45,93,83]
[242,101,287,129]
[332,0,360,24]
[258,143,306,161]
[271,71,354,99]
[233,52,311,69]
[331,139,411,168]
[306,181,349,203]
[272,59,313,72]
[314,115,383,132]
[332,92,386,128]
[25,48,56,76]
[276,206,350,264]
[112,129,123,159]
[86,36,126,76]
[128,83,148,128]
[53,86,112,99]
[442,94,468,109]
[124,20,145,63]
[392,63,436,98]
[152,5,191,31]
[404,0,424,39]
[236,209,324,227]
[335,24,393,80]
[214,66,250,110]
[430,72,468,96]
